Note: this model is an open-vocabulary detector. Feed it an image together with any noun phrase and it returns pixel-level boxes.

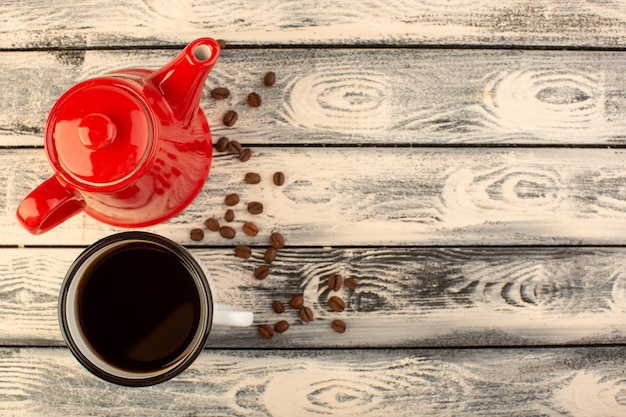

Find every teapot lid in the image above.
[46,79,154,188]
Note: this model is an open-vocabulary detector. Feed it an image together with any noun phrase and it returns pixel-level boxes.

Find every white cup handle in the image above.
[213,303,254,327]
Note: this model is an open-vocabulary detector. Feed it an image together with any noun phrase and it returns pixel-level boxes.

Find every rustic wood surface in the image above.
[2,1,626,416]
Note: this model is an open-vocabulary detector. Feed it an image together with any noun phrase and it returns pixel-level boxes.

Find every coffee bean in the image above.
[254,265,270,280]
[272,300,286,314]
[331,319,346,334]
[239,148,252,162]
[216,136,229,152]
[247,201,263,215]
[225,193,240,206]
[190,228,204,241]
[227,140,242,154]
[289,294,303,309]
[344,277,358,291]
[234,245,251,259]
[217,39,227,49]
[264,247,277,264]
[242,222,259,237]
[258,324,274,339]
[275,320,289,333]
[245,172,261,184]
[328,273,343,291]
[211,87,230,100]
[224,209,235,222]
[204,217,220,231]
[299,306,314,323]
[219,226,236,239]
[247,92,262,107]
[328,296,346,312]
[269,232,285,249]
[223,110,238,127]
[264,71,276,86]
[273,171,285,186]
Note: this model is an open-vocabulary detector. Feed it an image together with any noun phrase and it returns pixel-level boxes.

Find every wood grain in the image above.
[3,48,626,146]
[2,246,626,348]
[4,0,626,48]
[0,346,625,416]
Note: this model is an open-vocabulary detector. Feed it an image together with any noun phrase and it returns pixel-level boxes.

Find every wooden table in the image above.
[2,1,626,415]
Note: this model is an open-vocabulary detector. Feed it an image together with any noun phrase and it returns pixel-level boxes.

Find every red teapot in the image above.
[16,38,220,234]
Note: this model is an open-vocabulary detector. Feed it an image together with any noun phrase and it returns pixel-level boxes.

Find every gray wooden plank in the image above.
[2,246,626,348]
[0,346,624,416]
[3,0,626,48]
[3,48,626,146]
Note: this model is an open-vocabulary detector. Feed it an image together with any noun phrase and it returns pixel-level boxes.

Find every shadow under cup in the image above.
[59,232,214,387]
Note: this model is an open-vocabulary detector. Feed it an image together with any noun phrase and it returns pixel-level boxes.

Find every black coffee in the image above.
[77,242,202,373]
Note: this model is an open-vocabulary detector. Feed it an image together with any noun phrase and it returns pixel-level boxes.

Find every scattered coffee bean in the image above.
[275,320,290,333]
[223,110,238,127]
[328,296,346,312]
[190,228,204,241]
[248,201,263,215]
[258,324,274,339]
[217,39,227,49]
[225,193,240,206]
[247,92,262,107]
[245,172,261,184]
[264,71,276,86]
[290,294,304,309]
[269,232,285,249]
[239,148,252,162]
[254,265,270,280]
[216,136,229,152]
[242,222,259,237]
[328,273,343,291]
[299,306,314,323]
[344,277,358,291]
[211,87,230,100]
[272,300,286,314]
[224,209,235,222]
[273,171,285,186]
[234,245,251,259]
[227,140,242,154]
[331,319,346,334]
[219,226,236,239]
[204,217,220,231]
[264,247,278,264]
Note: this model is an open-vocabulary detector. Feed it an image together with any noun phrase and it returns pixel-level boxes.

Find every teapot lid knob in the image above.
[77,113,116,150]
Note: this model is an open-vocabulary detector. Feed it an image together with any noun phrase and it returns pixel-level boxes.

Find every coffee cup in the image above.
[58,231,253,386]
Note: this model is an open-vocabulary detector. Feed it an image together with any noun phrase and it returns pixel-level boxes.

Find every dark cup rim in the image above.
[58,231,213,387]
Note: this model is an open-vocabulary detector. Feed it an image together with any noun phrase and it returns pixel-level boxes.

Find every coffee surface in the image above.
[78,243,202,373]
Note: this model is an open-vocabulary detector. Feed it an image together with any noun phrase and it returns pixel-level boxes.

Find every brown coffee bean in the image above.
[254,265,270,280]
[247,92,262,107]
[328,296,346,312]
[275,320,289,333]
[258,324,274,339]
[227,140,242,154]
[289,294,303,309]
[247,201,263,215]
[225,193,240,206]
[217,39,227,49]
[219,226,236,239]
[299,306,314,323]
[269,232,285,249]
[190,228,204,241]
[223,110,238,127]
[245,172,261,184]
[224,209,235,222]
[344,277,358,291]
[264,71,276,86]
[215,136,229,152]
[272,300,286,314]
[204,217,220,231]
[211,87,230,100]
[239,148,252,162]
[331,319,346,334]
[264,247,277,264]
[234,245,251,259]
[328,273,343,291]
[242,222,259,237]
[273,171,285,186]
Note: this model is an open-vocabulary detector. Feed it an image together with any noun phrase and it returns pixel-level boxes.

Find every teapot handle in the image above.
[16,176,85,235]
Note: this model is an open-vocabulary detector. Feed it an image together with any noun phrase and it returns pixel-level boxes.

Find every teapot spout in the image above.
[146,38,220,128]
